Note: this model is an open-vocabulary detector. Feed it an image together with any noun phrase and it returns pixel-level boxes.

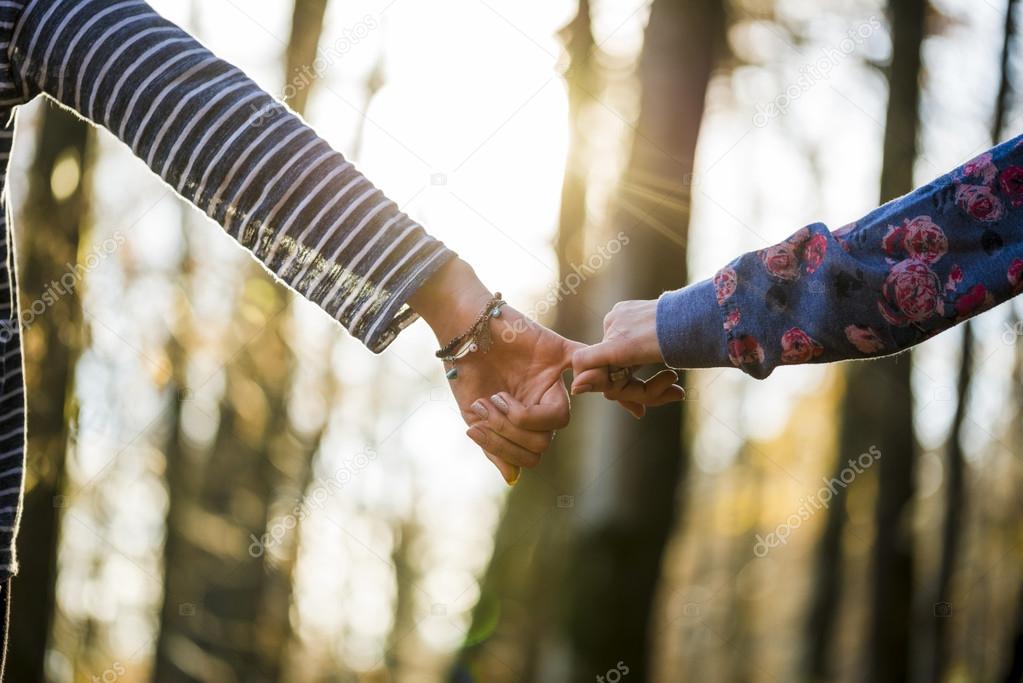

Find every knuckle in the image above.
[507,406,526,425]
[529,435,550,453]
[490,417,507,436]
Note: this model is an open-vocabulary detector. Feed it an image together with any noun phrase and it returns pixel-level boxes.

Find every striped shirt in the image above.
[0,0,455,578]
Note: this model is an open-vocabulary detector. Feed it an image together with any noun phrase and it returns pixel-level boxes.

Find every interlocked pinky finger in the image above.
[466,425,541,469]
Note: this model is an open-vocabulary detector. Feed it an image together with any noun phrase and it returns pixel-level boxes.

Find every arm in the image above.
[573,134,1023,390]
[9,0,451,352]
[8,0,577,481]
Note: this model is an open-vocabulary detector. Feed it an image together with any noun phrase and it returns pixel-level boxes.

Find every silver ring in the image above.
[608,366,631,383]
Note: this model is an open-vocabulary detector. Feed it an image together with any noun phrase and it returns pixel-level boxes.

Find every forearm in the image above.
[10,0,454,352]
[657,134,1023,378]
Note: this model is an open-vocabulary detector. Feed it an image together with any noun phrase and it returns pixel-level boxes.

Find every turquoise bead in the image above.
[446,367,458,381]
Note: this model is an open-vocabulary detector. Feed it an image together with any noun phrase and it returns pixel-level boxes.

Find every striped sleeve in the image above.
[8,0,455,352]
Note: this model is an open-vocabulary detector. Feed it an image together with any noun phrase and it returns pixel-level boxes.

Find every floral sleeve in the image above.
[655,134,1023,379]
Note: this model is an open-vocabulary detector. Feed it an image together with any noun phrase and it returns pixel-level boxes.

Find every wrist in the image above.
[409,258,494,344]
[631,299,664,364]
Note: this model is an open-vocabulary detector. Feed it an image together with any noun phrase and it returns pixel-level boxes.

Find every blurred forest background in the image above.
[6,0,1023,681]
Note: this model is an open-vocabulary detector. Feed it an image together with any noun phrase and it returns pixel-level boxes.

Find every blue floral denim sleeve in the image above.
[656,134,1023,379]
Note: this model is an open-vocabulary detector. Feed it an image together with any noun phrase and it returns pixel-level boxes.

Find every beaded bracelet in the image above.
[436,293,507,380]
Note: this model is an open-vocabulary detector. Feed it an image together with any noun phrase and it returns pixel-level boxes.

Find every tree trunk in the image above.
[152,213,203,682]
[5,102,91,683]
[154,3,329,681]
[930,4,1019,680]
[284,0,329,117]
[863,2,927,682]
[1003,586,1023,683]
[1002,342,1023,683]
[803,420,855,682]
[453,4,598,680]
[557,1,724,680]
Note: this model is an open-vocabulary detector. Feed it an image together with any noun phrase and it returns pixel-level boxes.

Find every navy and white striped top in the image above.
[0,0,455,578]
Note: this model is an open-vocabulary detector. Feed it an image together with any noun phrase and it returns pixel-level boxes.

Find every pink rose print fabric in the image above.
[882,216,947,264]
[698,134,1023,379]
[780,328,823,364]
[728,335,765,367]
[714,267,738,304]
[998,166,1023,207]
[845,325,885,354]
[1010,258,1023,293]
[804,234,828,273]
[956,184,1005,222]
[757,226,826,281]
[878,259,942,326]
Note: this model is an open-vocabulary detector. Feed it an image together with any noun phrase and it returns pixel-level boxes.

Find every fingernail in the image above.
[490,394,509,414]
[471,400,489,419]
[571,384,592,395]
[507,467,521,486]
[467,427,487,446]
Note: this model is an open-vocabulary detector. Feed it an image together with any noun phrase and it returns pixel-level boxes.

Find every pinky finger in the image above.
[651,384,686,405]
[643,370,685,406]
[612,397,646,419]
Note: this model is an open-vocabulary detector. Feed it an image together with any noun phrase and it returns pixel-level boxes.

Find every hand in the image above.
[570,299,685,418]
[457,307,582,484]
[410,258,583,484]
